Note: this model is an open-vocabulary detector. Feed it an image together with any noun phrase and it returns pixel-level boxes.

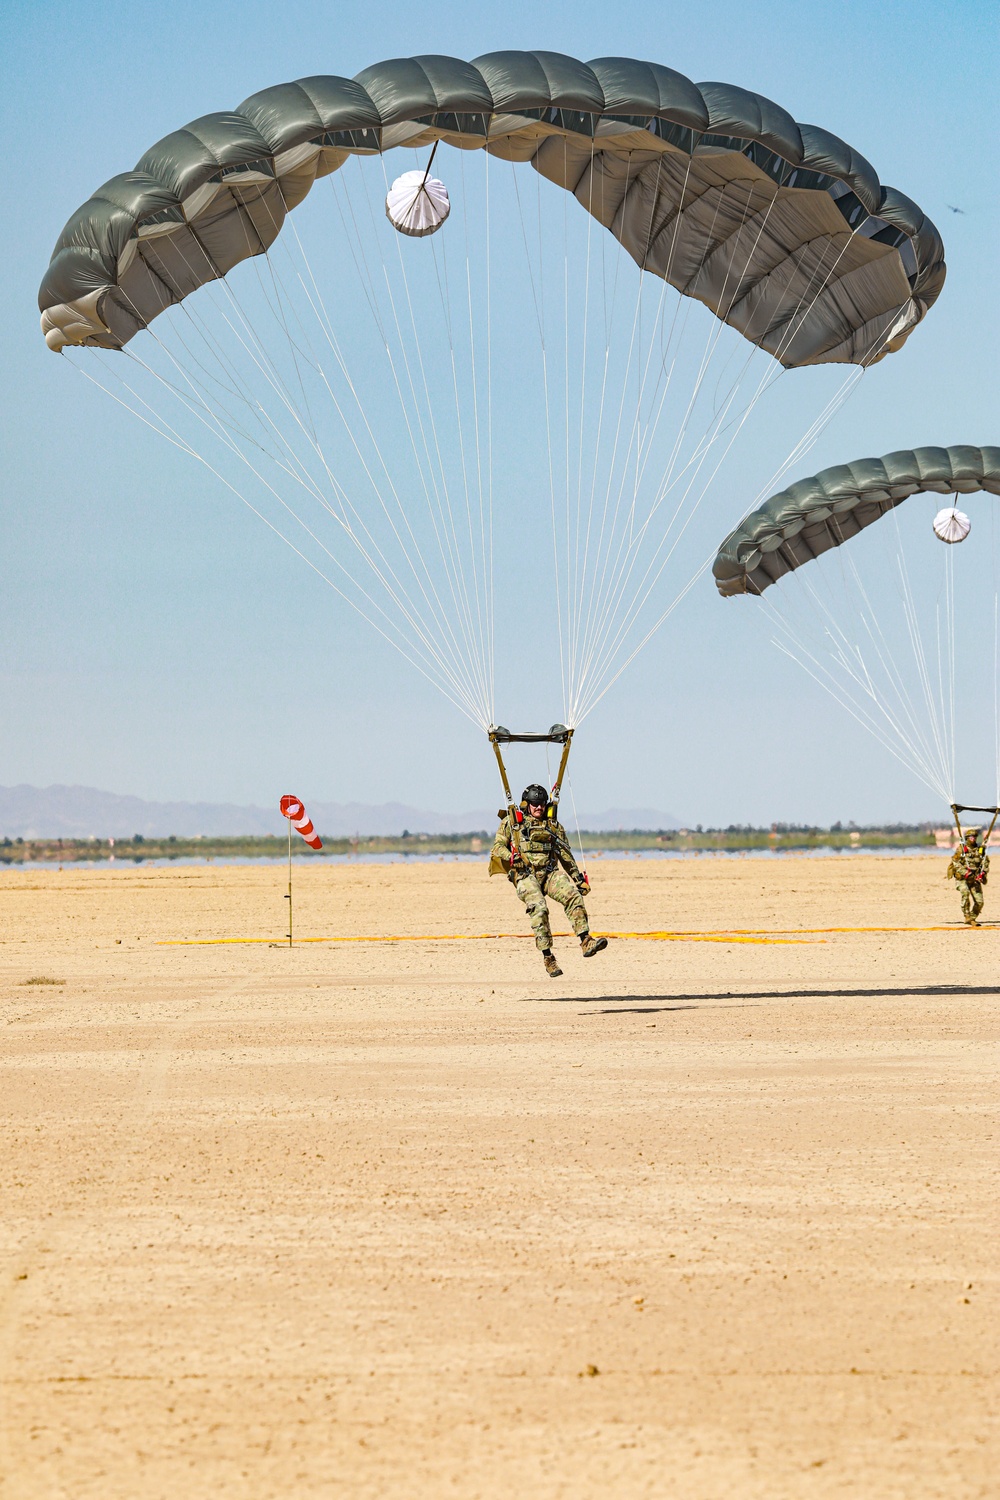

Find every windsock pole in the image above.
[279,795,323,947]
[287,816,293,947]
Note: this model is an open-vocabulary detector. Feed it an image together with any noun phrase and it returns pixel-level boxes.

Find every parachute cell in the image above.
[713,446,1000,596]
[39,51,943,366]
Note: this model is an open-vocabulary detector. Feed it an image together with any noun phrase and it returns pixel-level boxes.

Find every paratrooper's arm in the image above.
[554,821,580,875]
[554,821,589,890]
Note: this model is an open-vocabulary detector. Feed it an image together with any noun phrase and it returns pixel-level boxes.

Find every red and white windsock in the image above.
[280,795,323,850]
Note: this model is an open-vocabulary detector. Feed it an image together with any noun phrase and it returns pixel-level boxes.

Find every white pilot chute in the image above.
[385,169,450,238]
[933,505,971,543]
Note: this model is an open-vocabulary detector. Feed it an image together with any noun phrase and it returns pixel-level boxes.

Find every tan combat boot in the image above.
[580,933,608,958]
[542,950,563,978]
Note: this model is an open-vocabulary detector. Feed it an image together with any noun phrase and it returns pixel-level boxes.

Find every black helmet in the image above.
[521,784,549,809]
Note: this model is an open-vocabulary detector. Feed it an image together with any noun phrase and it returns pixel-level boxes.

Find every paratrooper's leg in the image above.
[959,882,977,924]
[541,869,590,938]
[543,870,608,958]
[515,871,553,951]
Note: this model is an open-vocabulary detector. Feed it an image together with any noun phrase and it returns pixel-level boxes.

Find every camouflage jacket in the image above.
[947,843,990,884]
[490,812,582,882]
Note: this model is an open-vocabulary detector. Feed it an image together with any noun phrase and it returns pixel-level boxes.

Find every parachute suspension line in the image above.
[181,250,488,723]
[735,369,866,529]
[419,144,493,726]
[821,523,950,797]
[822,514,938,781]
[562,174,573,719]
[572,149,642,685]
[327,153,488,697]
[756,497,964,804]
[851,545,952,797]
[133,203,493,726]
[485,141,497,724]
[67,352,487,726]
[571,156,681,720]
[510,159,567,717]
[567,137,599,722]
[456,147,495,721]
[593,354,863,724]
[323,162,491,721]
[574,350,774,716]
[570,154,675,705]
[767,619,953,802]
[571,175,782,717]
[429,148,494,726]
[319,166,495,724]
[371,154,495,724]
[576,559,710,726]
[571,206,693,720]
[576,222,872,727]
[573,298,873,725]
[638,196,881,549]
[566,775,588,876]
[626,175,851,540]
[115,341,489,724]
[726,293,912,555]
[946,538,957,795]
[512,158,566,714]
[888,501,956,797]
[760,534,954,802]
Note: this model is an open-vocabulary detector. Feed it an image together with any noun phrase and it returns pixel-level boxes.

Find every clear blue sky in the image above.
[2,0,997,823]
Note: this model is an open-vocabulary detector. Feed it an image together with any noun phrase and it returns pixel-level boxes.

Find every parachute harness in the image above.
[488,723,576,873]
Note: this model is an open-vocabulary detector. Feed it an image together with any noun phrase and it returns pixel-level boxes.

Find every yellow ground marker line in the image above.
[707,924,980,935]
[157,930,817,948]
[156,921,987,947]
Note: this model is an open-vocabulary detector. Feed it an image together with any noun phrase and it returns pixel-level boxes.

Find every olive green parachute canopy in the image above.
[40,51,944,367]
[713,445,1000,597]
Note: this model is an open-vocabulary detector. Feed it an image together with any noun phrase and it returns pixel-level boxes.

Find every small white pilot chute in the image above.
[933,505,971,543]
[385,169,450,238]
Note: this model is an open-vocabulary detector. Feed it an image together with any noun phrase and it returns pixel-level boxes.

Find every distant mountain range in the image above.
[0,785,681,840]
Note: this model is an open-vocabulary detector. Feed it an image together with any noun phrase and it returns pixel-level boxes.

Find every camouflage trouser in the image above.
[958,881,985,922]
[514,867,589,950]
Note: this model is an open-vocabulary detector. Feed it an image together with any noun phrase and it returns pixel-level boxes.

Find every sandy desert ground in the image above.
[0,854,997,1499]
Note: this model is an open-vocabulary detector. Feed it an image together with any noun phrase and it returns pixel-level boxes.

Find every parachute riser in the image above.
[951,802,1000,846]
[489,732,523,865]
[489,722,574,809]
[550,731,575,814]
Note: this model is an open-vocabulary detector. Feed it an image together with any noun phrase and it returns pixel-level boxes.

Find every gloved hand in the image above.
[575,871,591,895]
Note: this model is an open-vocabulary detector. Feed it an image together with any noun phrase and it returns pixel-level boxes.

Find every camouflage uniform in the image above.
[491,811,590,950]
[947,833,989,925]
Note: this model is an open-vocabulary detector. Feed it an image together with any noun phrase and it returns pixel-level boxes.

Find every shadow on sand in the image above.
[525,983,1000,1016]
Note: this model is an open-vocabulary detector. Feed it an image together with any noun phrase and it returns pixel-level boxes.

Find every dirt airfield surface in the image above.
[1,855,997,1499]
